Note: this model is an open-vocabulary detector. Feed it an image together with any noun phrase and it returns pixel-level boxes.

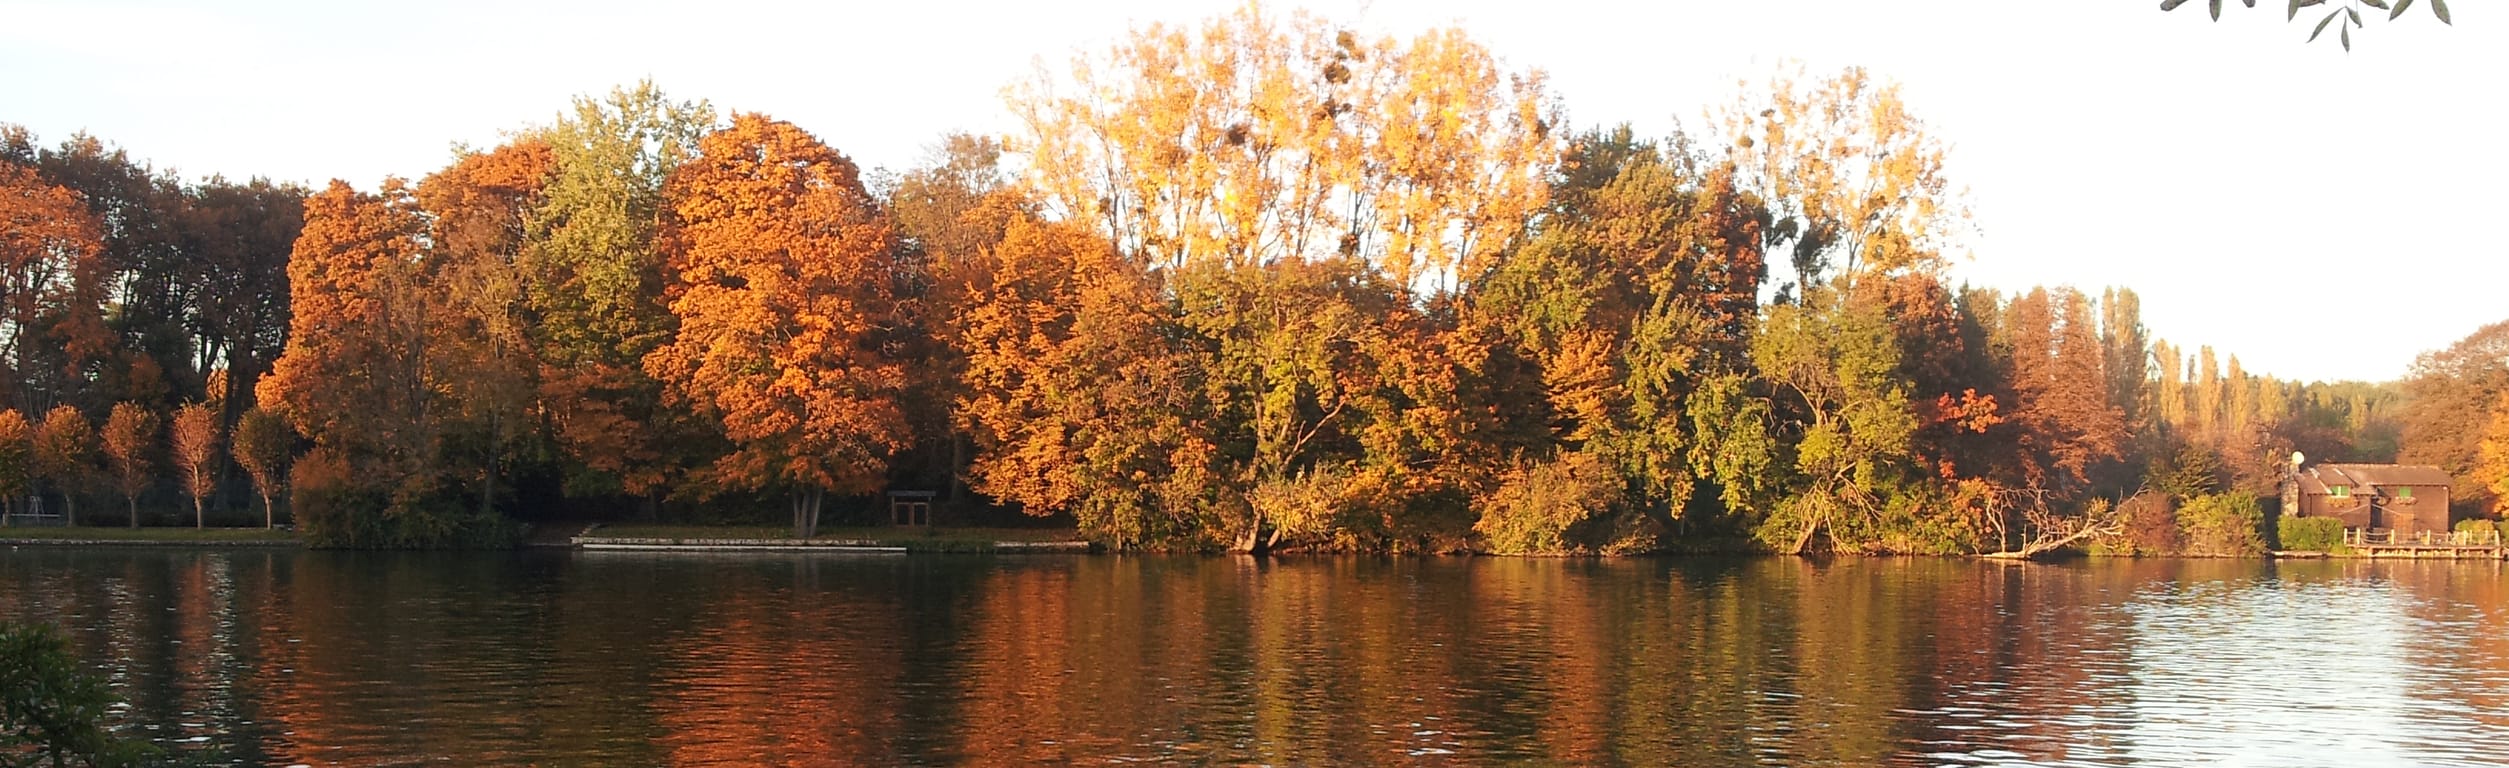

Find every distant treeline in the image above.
[1,4,2488,553]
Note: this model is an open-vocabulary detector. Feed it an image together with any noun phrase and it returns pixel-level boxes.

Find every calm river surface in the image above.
[3,549,2507,766]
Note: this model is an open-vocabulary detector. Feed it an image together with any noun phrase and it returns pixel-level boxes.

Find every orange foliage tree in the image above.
[646,114,909,538]
[32,405,95,524]
[0,408,27,522]
[256,179,475,546]
[418,141,555,521]
[170,401,219,528]
[232,407,290,528]
[0,163,113,412]
[953,214,1212,548]
[102,402,155,527]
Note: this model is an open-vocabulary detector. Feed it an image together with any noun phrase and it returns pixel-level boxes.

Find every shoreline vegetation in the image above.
[6,520,2508,561]
[4,3,2504,558]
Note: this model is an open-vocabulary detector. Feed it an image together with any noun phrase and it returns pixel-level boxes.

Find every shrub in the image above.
[292,447,521,550]
[1475,451,1621,555]
[0,622,157,767]
[2177,491,2266,557]
[2278,516,2347,552]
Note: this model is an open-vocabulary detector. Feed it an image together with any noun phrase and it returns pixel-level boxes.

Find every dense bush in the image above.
[0,623,156,767]
[1474,452,1623,555]
[2277,516,2347,552]
[2176,491,2265,557]
[291,448,522,550]
[2453,518,2506,543]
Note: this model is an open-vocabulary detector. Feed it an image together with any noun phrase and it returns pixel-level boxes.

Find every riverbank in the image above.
[574,524,1095,554]
[0,526,299,546]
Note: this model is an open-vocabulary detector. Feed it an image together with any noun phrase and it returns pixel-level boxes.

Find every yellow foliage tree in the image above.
[1723,65,1965,302]
[1008,2,1556,288]
[2477,392,2509,514]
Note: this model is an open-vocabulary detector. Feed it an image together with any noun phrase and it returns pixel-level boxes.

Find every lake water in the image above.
[2,549,2506,766]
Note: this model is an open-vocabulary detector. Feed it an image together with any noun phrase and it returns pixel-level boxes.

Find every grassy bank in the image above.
[0,526,300,545]
[582,525,1091,553]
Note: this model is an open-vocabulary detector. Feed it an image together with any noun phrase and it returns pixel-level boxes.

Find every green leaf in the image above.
[2432,0,2451,24]
[2310,8,2340,40]
[2161,0,2191,9]
[2347,7,2363,26]
[2289,0,2325,21]
[2211,0,2224,20]
[2391,0,2415,20]
[2341,23,2351,50]
[2360,0,2388,9]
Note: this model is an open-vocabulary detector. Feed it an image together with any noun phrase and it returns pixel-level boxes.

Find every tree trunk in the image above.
[1233,508,1268,555]
[194,496,204,529]
[127,495,138,529]
[805,487,824,539]
[262,492,274,529]
[64,493,76,527]
[788,488,826,540]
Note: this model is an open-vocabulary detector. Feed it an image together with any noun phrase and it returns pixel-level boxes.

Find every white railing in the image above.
[2343,527,2504,548]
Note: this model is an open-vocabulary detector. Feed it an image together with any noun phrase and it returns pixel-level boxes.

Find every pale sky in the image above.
[2,0,2499,384]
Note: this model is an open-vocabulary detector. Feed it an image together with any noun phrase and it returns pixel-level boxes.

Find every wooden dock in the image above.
[2339,528,2506,559]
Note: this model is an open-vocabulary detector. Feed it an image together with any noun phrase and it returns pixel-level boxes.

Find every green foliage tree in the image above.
[518,81,715,503]
[0,622,157,767]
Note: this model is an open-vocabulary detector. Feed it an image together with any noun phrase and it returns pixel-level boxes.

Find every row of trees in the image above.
[0,4,2433,551]
[0,401,290,529]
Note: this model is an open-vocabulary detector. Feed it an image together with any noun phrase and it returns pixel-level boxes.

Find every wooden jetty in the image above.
[2338,528,2506,559]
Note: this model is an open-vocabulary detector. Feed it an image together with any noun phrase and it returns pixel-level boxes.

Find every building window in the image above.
[2331,485,2351,499]
[2395,486,2413,499]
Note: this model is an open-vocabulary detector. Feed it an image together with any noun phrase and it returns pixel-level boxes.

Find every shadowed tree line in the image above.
[0,4,2449,552]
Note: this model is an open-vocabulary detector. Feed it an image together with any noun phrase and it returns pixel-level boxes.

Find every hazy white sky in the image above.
[2,0,2499,384]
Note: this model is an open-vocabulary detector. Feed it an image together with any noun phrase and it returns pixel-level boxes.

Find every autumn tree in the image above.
[520,82,715,505]
[887,134,1024,512]
[178,177,306,448]
[32,405,93,525]
[101,402,155,527]
[954,215,1214,548]
[225,407,287,528]
[0,409,27,523]
[0,163,113,413]
[647,114,908,538]
[257,179,499,546]
[2476,392,2509,514]
[2000,288,2126,499]
[1008,2,1556,288]
[2401,319,2509,514]
[1467,126,1770,551]
[418,141,555,522]
[169,402,218,528]
[20,134,196,410]
[1722,65,1964,303]
[1749,300,1924,553]
[2100,287,2150,433]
